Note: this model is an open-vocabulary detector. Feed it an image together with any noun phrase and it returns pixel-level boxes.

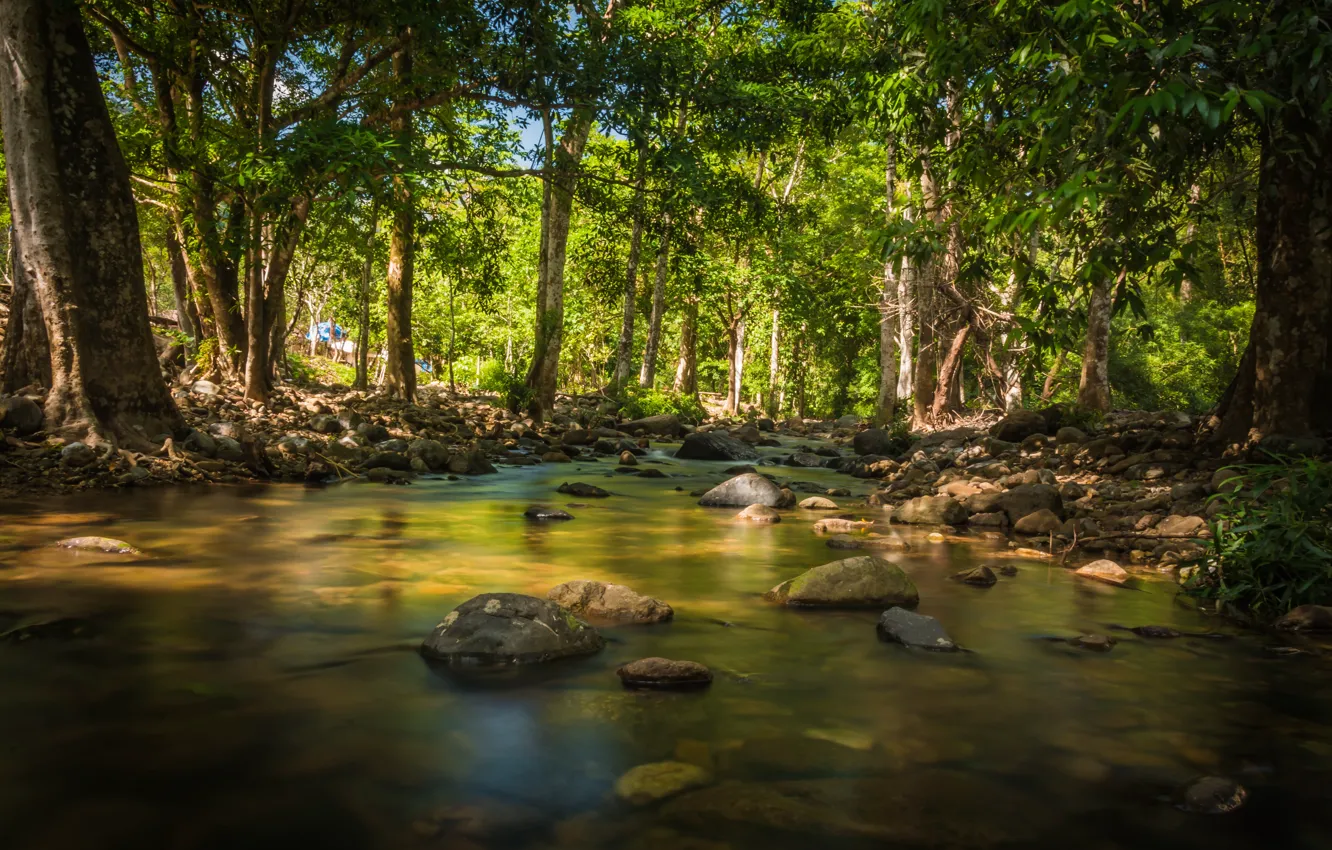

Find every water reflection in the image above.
[0,446,1330,849]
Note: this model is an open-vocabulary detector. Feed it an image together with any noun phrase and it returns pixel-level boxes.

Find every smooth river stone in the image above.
[617,657,713,689]
[765,556,919,609]
[548,580,673,624]
[420,593,604,667]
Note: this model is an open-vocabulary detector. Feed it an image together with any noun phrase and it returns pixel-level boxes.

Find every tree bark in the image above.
[766,307,780,418]
[354,202,378,390]
[638,216,671,387]
[672,291,698,399]
[1218,115,1332,443]
[384,44,416,401]
[611,142,646,391]
[1,234,51,392]
[165,227,198,354]
[875,137,899,426]
[724,318,746,415]
[931,320,970,421]
[1077,272,1116,412]
[912,153,941,427]
[0,0,181,442]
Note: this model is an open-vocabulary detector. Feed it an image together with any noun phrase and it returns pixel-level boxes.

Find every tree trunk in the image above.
[931,320,970,421]
[875,136,899,426]
[1218,115,1332,443]
[1040,351,1066,402]
[0,0,181,442]
[384,45,416,402]
[638,216,671,387]
[766,307,780,419]
[1077,272,1115,412]
[526,110,593,420]
[611,143,646,391]
[1,234,51,392]
[165,227,198,354]
[724,318,745,415]
[672,292,698,398]
[354,203,377,390]
[912,154,940,427]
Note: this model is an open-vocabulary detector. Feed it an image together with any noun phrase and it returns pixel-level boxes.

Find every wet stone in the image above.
[615,761,713,805]
[953,566,997,587]
[1181,776,1247,814]
[1131,625,1181,638]
[737,504,781,524]
[618,657,713,690]
[557,481,610,498]
[420,593,604,668]
[1071,635,1117,652]
[54,536,140,555]
[524,506,574,521]
[877,608,958,651]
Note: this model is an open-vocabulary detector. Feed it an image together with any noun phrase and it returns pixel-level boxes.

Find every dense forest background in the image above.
[1,0,1315,433]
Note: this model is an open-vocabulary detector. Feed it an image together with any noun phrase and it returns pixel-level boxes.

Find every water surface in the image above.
[2,443,1331,849]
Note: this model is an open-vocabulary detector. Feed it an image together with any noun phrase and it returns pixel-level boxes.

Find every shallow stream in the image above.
[2,439,1331,849]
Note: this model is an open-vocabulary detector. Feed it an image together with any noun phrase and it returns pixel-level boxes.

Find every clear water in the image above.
[2,441,1331,849]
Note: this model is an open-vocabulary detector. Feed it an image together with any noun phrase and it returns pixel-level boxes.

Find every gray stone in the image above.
[893,495,967,525]
[737,504,781,523]
[406,438,450,471]
[787,452,826,468]
[189,380,220,395]
[699,473,785,507]
[617,658,712,689]
[60,441,97,468]
[622,413,683,437]
[547,580,673,623]
[996,484,1063,523]
[953,566,997,587]
[989,409,1047,443]
[557,481,609,498]
[1013,508,1062,535]
[363,451,411,471]
[877,608,957,651]
[525,506,574,521]
[1181,777,1247,814]
[799,496,839,510]
[419,593,604,667]
[765,556,919,609]
[1275,604,1332,631]
[0,396,43,435]
[310,414,342,434]
[852,428,898,456]
[357,422,391,443]
[182,428,216,457]
[675,431,759,461]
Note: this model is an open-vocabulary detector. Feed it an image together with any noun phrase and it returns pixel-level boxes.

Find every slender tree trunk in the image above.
[912,154,940,427]
[672,292,698,398]
[876,136,899,426]
[639,216,671,387]
[166,227,197,354]
[766,307,780,418]
[612,142,646,391]
[243,209,268,401]
[724,318,745,415]
[354,202,377,390]
[448,277,456,393]
[1219,115,1332,443]
[1040,351,1066,402]
[2,234,51,392]
[384,44,416,401]
[0,0,181,442]
[931,320,970,420]
[896,227,915,401]
[1077,271,1116,412]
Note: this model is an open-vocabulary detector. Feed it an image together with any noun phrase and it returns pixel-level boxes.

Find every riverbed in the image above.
[2,441,1330,849]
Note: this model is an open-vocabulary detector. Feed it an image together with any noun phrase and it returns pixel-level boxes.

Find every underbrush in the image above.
[476,359,532,412]
[1181,457,1332,618]
[616,385,706,424]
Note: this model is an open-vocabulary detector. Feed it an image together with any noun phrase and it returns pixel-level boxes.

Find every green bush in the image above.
[1182,457,1332,618]
[617,385,707,424]
[474,359,531,412]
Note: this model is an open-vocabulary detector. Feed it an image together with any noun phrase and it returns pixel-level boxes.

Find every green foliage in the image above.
[476,359,532,412]
[616,385,706,424]
[1182,459,1332,618]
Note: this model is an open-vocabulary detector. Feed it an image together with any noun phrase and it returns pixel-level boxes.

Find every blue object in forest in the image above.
[305,321,346,343]
[416,359,432,373]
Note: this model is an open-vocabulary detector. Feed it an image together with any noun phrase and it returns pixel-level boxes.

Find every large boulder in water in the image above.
[698,473,784,507]
[547,580,673,623]
[622,413,683,437]
[676,431,759,461]
[893,495,967,525]
[420,593,605,667]
[764,555,918,608]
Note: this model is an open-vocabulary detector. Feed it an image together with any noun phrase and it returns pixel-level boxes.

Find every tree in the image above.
[0,0,181,442]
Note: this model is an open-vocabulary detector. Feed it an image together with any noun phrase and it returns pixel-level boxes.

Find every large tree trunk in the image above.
[1218,116,1332,443]
[1077,272,1115,412]
[526,111,593,420]
[611,145,646,391]
[638,217,671,387]
[384,46,416,401]
[2,235,51,392]
[0,0,181,442]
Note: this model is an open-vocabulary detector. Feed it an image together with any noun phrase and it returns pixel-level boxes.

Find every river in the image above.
[1,439,1330,849]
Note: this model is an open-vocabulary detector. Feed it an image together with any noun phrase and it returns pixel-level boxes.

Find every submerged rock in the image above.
[737,504,781,524]
[615,761,712,805]
[698,473,784,507]
[547,580,673,623]
[952,566,997,587]
[1181,776,1247,814]
[53,536,140,555]
[617,657,713,690]
[1071,634,1117,652]
[1131,625,1182,638]
[557,481,610,498]
[420,593,604,667]
[877,608,957,651]
[524,506,574,521]
[675,431,759,461]
[765,556,918,609]
[812,517,875,534]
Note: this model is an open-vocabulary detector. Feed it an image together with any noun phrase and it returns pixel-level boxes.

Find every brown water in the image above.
[2,442,1332,850]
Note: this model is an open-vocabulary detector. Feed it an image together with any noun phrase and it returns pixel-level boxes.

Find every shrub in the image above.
[474,359,531,412]
[617,385,706,424]
[1181,457,1332,618]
